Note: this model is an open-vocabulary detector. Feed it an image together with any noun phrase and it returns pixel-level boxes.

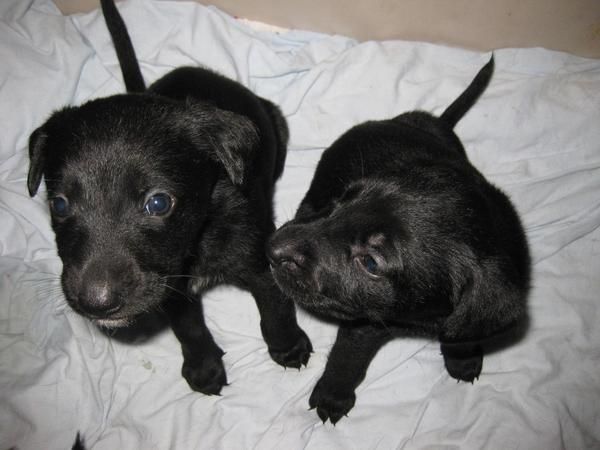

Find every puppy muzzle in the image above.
[267,234,320,293]
[64,254,141,323]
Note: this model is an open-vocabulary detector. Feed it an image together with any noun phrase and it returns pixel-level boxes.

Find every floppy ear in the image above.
[185,103,260,187]
[438,264,528,382]
[440,265,526,343]
[27,126,48,197]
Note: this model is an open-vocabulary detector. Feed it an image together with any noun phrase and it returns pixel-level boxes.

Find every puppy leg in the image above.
[309,323,392,424]
[165,296,227,395]
[248,272,313,369]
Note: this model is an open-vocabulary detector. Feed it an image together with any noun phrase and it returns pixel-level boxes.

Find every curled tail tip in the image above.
[72,432,86,450]
[483,53,495,76]
[440,54,495,128]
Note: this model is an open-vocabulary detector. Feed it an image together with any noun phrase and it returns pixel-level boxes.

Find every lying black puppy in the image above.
[27,0,311,395]
[268,57,530,423]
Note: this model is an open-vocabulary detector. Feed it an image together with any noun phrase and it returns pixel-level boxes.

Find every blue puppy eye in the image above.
[144,193,173,216]
[50,196,70,217]
[363,255,378,274]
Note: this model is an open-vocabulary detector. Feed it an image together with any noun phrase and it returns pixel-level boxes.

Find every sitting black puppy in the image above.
[27,0,311,395]
[268,57,530,423]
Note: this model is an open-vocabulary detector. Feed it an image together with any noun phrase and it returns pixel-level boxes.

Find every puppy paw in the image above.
[308,379,356,425]
[182,352,227,395]
[441,342,483,383]
[268,329,313,369]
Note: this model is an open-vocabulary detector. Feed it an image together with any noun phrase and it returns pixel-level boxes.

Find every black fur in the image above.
[268,57,530,423]
[99,0,144,92]
[27,0,311,396]
[72,433,85,450]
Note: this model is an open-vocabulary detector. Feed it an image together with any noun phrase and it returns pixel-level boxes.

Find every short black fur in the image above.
[28,0,311,396]
[268,57,530,423]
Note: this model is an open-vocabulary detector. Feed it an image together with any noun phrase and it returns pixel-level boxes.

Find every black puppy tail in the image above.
[100,0,146,93]
[440,55,494,128]
[72,432,86,450]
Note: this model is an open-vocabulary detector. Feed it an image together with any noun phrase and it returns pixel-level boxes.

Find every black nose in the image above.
[76,258,131,318]
[268,240,308,270]
[78,280,123,317]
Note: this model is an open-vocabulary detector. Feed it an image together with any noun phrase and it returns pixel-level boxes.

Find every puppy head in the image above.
[28,94,259,327]
[269,178,423,323]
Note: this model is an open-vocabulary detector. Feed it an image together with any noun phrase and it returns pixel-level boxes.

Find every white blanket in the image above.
[1,1,599,448]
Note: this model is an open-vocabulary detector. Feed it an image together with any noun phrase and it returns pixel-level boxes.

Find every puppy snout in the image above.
[268,241,307,270]
[79,280,123,317]
[76,257,135,318]
[267,232,314,271]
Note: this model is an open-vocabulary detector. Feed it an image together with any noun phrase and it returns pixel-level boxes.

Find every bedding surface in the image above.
[1,0,599,448]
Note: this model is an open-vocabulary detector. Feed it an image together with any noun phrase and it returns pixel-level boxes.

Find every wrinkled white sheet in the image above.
[1,0,599,448]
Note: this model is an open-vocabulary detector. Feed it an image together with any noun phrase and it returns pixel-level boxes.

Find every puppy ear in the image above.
[185,104,260,186]
[209,109,258,186]
[27,126,48,197]
[440,264,527,344]
[438,265,527,382]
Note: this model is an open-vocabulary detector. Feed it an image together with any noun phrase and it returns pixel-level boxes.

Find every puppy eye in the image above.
[49,195,70,218]
[144,193,173,216]
[363,255,378,273]
[357,254,381,277]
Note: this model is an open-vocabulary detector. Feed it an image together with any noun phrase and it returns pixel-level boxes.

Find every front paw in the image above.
[308,378,356,425]
[268,329,313,369]
[441,342,483,383]
[182,351,227,395]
